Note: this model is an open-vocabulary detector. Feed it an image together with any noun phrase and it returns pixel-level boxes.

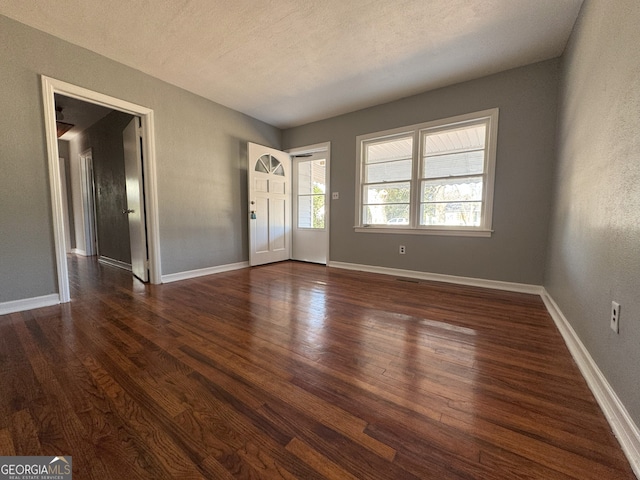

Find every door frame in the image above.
[41,75,162,303]
[288,142,331,264]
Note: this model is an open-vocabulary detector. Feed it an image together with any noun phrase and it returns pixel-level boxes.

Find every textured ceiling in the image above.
[0,0,583,128]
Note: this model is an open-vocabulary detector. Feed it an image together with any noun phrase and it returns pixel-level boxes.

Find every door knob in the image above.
[123,209,135,214]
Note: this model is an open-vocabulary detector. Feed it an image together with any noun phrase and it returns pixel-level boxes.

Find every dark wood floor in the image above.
[0,256,634,479]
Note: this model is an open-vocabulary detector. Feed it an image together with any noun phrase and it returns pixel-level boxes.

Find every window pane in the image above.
[421,202,482,227]
[423,150,484,178]
[365,159,412,183]
[298,160,326,195]
[255,156,269,173]
[298,195,325,229]
[421,177,483,202]
[298,161,312,194]
[313,195,325,228]
[366,137,413,164]
[424,124,485,155]
[423,124,486,178]
[364,182,410,204]
[363,204,410,225]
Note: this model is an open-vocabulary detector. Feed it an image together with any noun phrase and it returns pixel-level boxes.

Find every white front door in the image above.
[248,143,291,266]
[292,151,329,264]
[123,117,149,282]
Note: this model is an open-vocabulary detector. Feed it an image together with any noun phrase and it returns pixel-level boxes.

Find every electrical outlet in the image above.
[399,245,406,255]
[332,192,339,200]
[611,301,620,333]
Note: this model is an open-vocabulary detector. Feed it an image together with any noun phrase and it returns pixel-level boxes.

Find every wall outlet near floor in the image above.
[399,245,406,255]
[611,301,620,333]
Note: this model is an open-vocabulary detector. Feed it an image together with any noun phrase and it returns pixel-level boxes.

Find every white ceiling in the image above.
[1,0,583,128]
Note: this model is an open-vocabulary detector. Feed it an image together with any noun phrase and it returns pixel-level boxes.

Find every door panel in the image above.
[254,196,270,253]
[123,117,149,282]
[271,179,286,195]
[270,197,287,251]
[248,143,291,266]
[254,178,268,193]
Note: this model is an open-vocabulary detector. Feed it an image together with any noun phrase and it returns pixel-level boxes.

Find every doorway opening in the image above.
[42,76,161,303]
[291,144,330,264]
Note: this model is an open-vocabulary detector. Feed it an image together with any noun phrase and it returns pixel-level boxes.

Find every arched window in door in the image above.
[255,154,285,176]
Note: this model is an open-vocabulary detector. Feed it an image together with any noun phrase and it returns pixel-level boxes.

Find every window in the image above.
[255,154,285,176]
[361,135,413,226]
[355,109,498,236]
[297,158,326,229]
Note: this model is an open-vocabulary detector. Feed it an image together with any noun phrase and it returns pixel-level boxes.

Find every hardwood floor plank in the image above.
[0,319,44,428]
[79,356,210,479]
[257,402,420,480]
[8,409,42,457]
[285,438,360,480]
[441,412,629,479]
[290,373,478,459]
[34,318,195,479]
[178,342,397,462]
[0,428,16,456]
[199,455,237,480]
[0,257,634,479]
[477,447,581,480]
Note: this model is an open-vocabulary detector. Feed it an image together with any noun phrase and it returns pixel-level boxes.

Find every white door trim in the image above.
[41,75,162,303]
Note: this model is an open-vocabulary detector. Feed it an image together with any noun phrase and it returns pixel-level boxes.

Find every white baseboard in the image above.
[98,256,132,271]
[162,261,249,284]
[0,294,60,316]
[328,261,543,295]
[71,248,87,256]
[542,290,640,478]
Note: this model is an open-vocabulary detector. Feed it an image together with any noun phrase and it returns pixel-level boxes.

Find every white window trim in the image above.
[354,108,499,237]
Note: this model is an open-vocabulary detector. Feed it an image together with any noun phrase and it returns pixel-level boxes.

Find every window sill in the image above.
[354,226,493,237]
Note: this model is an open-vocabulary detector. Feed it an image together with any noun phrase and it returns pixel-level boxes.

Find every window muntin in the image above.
[356,109,498,236]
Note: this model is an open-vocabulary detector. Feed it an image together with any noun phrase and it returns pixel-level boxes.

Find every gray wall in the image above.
[283,60,560,285]
[0,14,280,303]
[545,0,640,425]
[73,110,134,264]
